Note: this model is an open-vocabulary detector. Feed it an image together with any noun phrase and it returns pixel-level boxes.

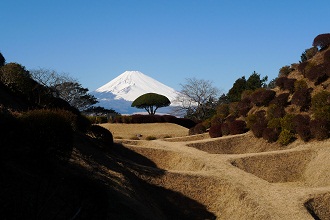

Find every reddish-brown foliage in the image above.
[221,123,230,136]
[237,97,252,117]
[291,88,311,111]
[296,125,311,142]
[305,64,329,85]
[310,119,330,140]
[209,124,222,138]
[270,93,290,107]
[251,121,268,138]
[298,62,309,75]
[250,89,276,106]
[262,128,279,143]
[313,33,330,50]
[229,120,247,135]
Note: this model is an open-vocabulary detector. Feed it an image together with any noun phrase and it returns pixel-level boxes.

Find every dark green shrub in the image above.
[250,88,276,106]
[312,91,330,110]
[278,129,295,145]
[267,118,281,131]
[262,128,279,143]
[301,47,318,62]
[310,119,329,140]
[267,104,285,120]
[280,114,295,132]
[88,125,113,149]
[229,120,247,135]
[221,123,230,136]
[270,93,290,107]
[314,106,330,121]
[291,88,311,111]
[294,80,308,92]
[279,65,293,77]
[209,124,222,138]
[246,110,266,128]
[19,109,74,161]
[237,97,252,116]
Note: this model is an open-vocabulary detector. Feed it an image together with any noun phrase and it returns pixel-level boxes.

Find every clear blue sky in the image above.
[1,0,329,94]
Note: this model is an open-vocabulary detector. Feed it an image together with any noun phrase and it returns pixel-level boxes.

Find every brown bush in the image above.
[310,119,330,140]
[305,64,328,85]
[283,78,296,93]
[269,93,290,107]
[279,65,293,77]
[313,33,330,50]
[298,62,309,75]
[291,88,311,111]
[296,125,311,142]
[191,123,206,135]
[275,77,287,89]
[209,124,222,138]
[237,97,252,117]
[229,120,247,135]
[312,91,330,110]
[250,88,276,106]
[221,123,230,136]
[251,121,268,138]
[294,80,308,92]
[262,128,279,143]
[267,104,286,120]
[275,77,296,93]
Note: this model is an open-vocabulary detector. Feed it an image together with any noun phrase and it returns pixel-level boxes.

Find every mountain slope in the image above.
[92,71,180,114]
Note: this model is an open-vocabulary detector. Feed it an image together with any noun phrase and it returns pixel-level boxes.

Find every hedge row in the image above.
[112,114,196,129]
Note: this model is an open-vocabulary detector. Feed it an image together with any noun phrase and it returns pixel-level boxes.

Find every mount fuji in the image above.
[91,71,181,114]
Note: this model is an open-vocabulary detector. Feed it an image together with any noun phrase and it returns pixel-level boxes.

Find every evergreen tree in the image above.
[227,76,246,102]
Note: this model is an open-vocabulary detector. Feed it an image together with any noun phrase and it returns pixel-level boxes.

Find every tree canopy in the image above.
[0,52,5,67]
[131,93,170,115]
[313,33,330,50]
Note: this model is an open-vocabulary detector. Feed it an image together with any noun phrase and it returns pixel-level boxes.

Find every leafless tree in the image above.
[174,78,219,120]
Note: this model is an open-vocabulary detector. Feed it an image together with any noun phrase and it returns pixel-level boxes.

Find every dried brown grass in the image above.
[100,123,330,219]
[99,123,188,140]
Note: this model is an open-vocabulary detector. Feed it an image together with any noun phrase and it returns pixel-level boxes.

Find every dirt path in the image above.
[117,132,330,219]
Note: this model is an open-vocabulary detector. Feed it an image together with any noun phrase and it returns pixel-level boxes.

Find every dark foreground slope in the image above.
[0,132,215,219]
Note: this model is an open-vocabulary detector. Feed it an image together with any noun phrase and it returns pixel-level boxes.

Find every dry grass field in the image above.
[100,122,330,219]
[100,123,189,140]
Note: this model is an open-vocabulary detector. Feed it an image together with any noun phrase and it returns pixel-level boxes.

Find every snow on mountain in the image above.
[92,71,181,114]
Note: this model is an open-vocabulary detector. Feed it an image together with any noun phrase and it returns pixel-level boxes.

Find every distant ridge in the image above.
[92,71,180,114]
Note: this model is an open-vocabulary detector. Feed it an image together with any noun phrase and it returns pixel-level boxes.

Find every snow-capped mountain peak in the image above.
[95,71,179,101]
[92,71,180,114]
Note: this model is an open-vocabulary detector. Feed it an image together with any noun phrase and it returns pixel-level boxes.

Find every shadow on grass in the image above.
[0,133,216,219]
